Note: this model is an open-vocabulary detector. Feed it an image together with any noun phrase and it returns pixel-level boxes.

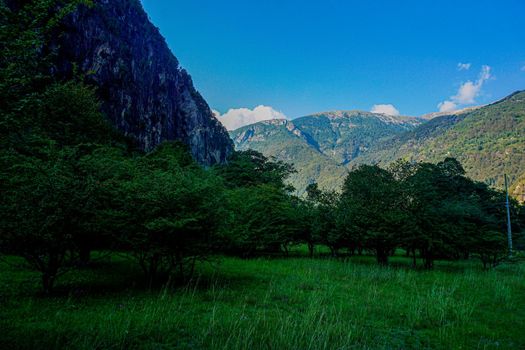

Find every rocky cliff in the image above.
[53,0,232,164]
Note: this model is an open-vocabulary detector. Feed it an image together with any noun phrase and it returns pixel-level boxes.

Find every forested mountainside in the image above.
[49,0,233,164]
[231,120,348,195]
[352,91,525,189]
[231,112,421,194]
[231,91,525,196]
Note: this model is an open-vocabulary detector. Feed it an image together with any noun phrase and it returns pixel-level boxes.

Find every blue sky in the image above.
[141,0,525,124]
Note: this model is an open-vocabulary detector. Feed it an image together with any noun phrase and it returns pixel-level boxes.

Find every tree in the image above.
[339,165,408,265]
[214,150,295,191]
[306,183,341,257]
[0,146,87,292]
[1,0,96,149]
[222,184,300,257]
[0,0,135,291]
[397,158,517,269]
[216,150,300,257]
[113,143,225,284]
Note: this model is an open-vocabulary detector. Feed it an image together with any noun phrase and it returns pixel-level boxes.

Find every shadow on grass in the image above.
[41,256,263,299]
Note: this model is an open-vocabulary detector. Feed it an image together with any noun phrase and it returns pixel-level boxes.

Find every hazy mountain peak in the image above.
[420,106,483,120]
[260,119,291,126]
[306,110,420,125]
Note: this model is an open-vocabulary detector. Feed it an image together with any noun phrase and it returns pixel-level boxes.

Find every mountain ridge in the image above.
[231,111,422,194]
[231,91,525,196]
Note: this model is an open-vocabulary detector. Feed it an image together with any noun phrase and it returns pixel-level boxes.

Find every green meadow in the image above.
[1,251,524,350]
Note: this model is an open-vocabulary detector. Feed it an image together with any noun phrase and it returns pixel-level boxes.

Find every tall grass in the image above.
[1,256,524,349]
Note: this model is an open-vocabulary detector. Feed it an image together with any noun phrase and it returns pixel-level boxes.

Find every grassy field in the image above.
[0,252,524,350]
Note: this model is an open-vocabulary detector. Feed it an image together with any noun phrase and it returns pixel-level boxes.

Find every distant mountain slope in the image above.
[231,120,348,195]
[352,90,525,189]
[230,112,422,194]
[293,111,422,165]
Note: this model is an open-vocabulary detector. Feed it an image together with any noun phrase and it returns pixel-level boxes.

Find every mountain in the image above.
[52,0,232,164]
[231,112,422,194]
[292,111,422,165]
[232,120,349,195]
[352,91,525,189]
[231,91,525,196]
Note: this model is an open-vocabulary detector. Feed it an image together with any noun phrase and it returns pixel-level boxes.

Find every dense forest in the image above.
[1,0,524,295]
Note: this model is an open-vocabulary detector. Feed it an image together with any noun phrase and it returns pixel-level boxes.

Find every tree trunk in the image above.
[79,248,91,267]
[424,255,433,269]
[282,244,289,257]
[147,254,160,287]
[376,249,389,266]
[329,246,337,257]
[42,273,56,294]
[308,242,314,258]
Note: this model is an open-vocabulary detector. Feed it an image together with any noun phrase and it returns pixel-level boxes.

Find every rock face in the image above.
[54,0,232,164]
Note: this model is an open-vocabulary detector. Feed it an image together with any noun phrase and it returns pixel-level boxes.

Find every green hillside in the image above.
[352,91,525,189]
[293,111,422,165]
[231,120,348,195]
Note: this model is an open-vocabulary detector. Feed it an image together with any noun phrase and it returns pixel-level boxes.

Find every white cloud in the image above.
[437,65,492,112]
[457,63,471,71]
[371,104,400,116]
[214,105,288,131]
[438,101,458,113]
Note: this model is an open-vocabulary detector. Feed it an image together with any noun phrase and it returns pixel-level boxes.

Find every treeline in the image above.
[1,0,524,293]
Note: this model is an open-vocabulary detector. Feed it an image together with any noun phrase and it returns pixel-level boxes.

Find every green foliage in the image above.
[304,183,341,256]
[0,0,96,145]
[214,149,295,191]
[222,185,300,257]
[216,150,303,257]
[339,165,409,265]
[0,0,122,292]
[0,146,81,292]
[113,143,226,283]
[391,158,517,269]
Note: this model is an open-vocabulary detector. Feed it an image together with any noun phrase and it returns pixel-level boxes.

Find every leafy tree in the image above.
[305,183,341,257]
[339,165,408,265]
[396,158,516,268]
[214,150,295,191]
[113,143,225,284]
[0,146,88,292]
[222,184,300,257]
[1,0,96,147]
[0,0,128,290]
[215,150,300,257]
